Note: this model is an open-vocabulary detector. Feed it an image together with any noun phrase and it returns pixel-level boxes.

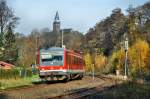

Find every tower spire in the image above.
[53,11,60,33]
[54,11,59,21]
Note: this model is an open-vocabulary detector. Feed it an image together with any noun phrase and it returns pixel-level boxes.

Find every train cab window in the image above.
[41,53,63,66]
[42,55,62,62]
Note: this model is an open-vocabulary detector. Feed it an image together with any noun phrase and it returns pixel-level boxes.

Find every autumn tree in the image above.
[0,0,19,46]
[129,39,150,78]
[83,53,92,72]
[84,8,126,56]
[1,26,18,63]
[110,48,125,74]
[16,30,41,67]
[16,36,35,67]
[95,54,107,72]
[111,39,150,78]
[0,0,19,64]
[145,49,150,72]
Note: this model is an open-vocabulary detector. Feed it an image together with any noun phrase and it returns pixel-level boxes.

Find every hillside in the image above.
[83,2,150,56]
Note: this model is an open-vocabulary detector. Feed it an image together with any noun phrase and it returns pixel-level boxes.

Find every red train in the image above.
[37,47,85,81]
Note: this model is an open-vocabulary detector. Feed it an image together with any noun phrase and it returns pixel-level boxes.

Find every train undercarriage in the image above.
[39,71,84,82]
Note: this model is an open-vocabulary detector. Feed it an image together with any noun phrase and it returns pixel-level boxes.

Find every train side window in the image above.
[79,59,80,65]
[81,59,83,65]
[74,57,76,64]
[69,55,71,65]
[71,55,73,65]
[73,56,74,64]
[75,57,78,65]
[77,57,79,65]
[77,58,79,65]
[67,52,71,66]
[66,52,69,64]
[74,56,76,65]
[79,59,81,65]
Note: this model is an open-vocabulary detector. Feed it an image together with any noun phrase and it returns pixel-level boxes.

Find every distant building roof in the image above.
[0,61,15,69]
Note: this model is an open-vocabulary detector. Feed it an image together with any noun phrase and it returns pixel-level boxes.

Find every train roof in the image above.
[40,47,82,56]
[40,47,65,52]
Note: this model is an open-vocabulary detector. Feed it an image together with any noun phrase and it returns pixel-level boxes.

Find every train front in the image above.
[37,47,67,81]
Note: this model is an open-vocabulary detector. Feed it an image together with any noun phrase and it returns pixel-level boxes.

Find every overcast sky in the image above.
[8,0,149,35]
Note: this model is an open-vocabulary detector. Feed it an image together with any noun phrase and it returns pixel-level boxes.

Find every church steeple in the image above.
[54,11,59,21]
[53,11,60,33]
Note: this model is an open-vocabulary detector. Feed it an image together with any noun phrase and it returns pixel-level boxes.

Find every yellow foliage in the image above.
[84,53,108,72]
[83,53,92,72]
[111,39,150,76]
[17,37,36,67]
[145,50,150,70]
[117,48,125,70]
[95,54,107,70]
[129,39,150,74]
[111,47,125,71]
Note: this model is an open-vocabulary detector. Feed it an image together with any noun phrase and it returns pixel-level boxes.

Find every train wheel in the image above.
[80,74,83,79]
[63,75,69,82]
[69,74,72,80]
[78,74,84,80]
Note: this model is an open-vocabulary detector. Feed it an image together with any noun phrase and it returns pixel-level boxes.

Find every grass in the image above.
[93,81,150,99]
[0,75,39,90]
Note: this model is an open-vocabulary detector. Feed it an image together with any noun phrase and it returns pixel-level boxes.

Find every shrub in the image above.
[110,39,150,79]
[110,48,125,74]
[0,69,20,79]
[95,54,108,73]
[0,68,33,79]
[84,53,93,72]
[129,39,150,79]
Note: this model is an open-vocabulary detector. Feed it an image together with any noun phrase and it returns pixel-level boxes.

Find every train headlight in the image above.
[42,68,45,70]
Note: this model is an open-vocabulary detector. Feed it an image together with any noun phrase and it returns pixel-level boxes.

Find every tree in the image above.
[0,0,19,46]
[2,26,18,63]
[110,47,125,73]
[95,54,107,72]
[16,29,42,67]
[0,0,19,64]
[129,39,150,77]
[16,36,35,67]
[4,26,15,47]
[84,53,92,72]
[84,8,126,56]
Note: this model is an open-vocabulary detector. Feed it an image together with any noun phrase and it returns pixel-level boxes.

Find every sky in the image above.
[7,0,150,35]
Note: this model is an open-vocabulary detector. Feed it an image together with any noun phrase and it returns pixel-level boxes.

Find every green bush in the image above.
[0,69,20,79]
[0,68,34,79]
[26,69,32,77]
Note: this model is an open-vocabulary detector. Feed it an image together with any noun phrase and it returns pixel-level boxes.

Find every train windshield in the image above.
[41,53,64,66]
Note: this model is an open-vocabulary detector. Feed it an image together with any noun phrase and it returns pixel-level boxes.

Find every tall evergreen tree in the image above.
[2,26,18,64]
[0,0,19,64]
[0,0,19,47]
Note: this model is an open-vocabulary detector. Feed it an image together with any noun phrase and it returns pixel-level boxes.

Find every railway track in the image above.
[48,82,117,99]
[0,82,46,93]
[0,75,123,99]
[0,75,110,92]
[0,79,68,93]
[41,75,123,99]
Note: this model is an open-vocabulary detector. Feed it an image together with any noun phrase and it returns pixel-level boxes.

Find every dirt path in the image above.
[0,76,122,99]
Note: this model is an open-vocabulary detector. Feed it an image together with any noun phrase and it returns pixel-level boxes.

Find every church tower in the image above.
[53,11,60,33]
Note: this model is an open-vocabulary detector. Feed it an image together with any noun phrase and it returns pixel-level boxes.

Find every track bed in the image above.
[0,75,123,99]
